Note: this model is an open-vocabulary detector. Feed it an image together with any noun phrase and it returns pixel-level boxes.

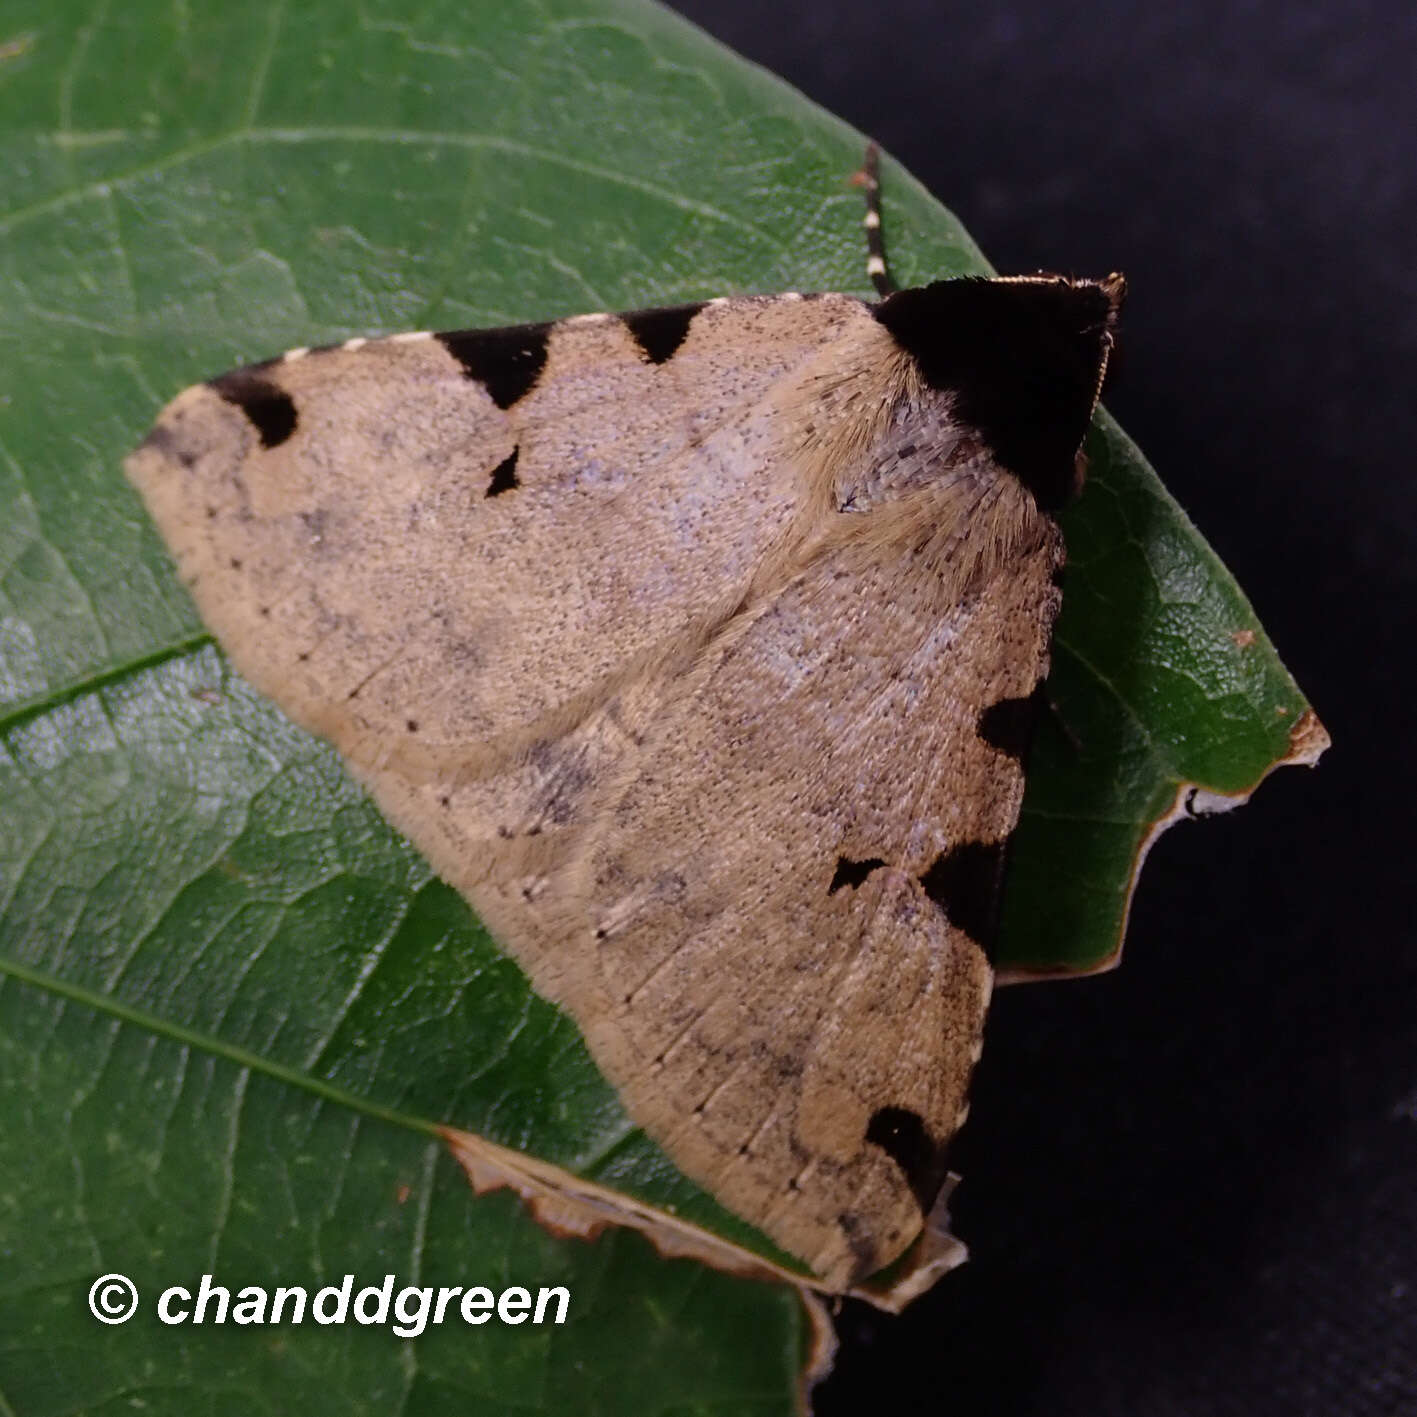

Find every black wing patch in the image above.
[919,839,1008,952]
[865,1105,953,1214]
[976,686,1044,762]
[486,447,520,497]
[210,373,298,449]
[873,278,1117,512]
[828,855,887,894]
[622,303,705,365]
[439,323,551,409]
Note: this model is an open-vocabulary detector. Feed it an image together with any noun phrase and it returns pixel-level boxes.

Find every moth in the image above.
[127,145,1123,1292]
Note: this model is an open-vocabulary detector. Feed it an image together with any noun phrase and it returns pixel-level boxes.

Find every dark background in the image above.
[668,2,1415,1413]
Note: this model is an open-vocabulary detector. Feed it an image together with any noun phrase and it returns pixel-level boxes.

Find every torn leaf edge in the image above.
[997,706,1331,984]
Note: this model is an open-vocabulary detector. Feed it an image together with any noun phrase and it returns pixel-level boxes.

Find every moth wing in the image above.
[125,295,868,861]
[128,287,1066,1289]
[543,496,1063,1288]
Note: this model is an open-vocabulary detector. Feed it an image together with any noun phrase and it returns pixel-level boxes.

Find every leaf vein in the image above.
[0,632,212,738]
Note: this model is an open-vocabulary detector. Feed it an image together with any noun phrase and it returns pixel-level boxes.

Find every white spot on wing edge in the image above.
[341,336,368,352]
[564,312,611,326]
[866,255,887,276]
[864,209,881,229]
[391,330,433,344]
[283,346,310,361]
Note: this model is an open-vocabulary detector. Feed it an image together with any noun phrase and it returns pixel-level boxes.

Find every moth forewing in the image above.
[126,155,1123,1291]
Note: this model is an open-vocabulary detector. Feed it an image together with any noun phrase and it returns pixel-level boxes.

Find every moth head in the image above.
[873,271,1126,514]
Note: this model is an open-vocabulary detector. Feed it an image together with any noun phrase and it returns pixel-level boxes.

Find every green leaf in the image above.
[0,0,1323,1407]
[998,409,1327,979]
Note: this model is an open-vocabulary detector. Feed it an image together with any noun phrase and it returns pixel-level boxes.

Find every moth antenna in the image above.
[858,141,897,300]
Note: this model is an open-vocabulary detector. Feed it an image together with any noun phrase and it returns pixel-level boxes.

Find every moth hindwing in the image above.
[126,145,1123,1293]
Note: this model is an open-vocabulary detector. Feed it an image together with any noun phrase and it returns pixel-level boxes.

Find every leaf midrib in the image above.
[0,629,212,736]
[0,950,444,1138]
